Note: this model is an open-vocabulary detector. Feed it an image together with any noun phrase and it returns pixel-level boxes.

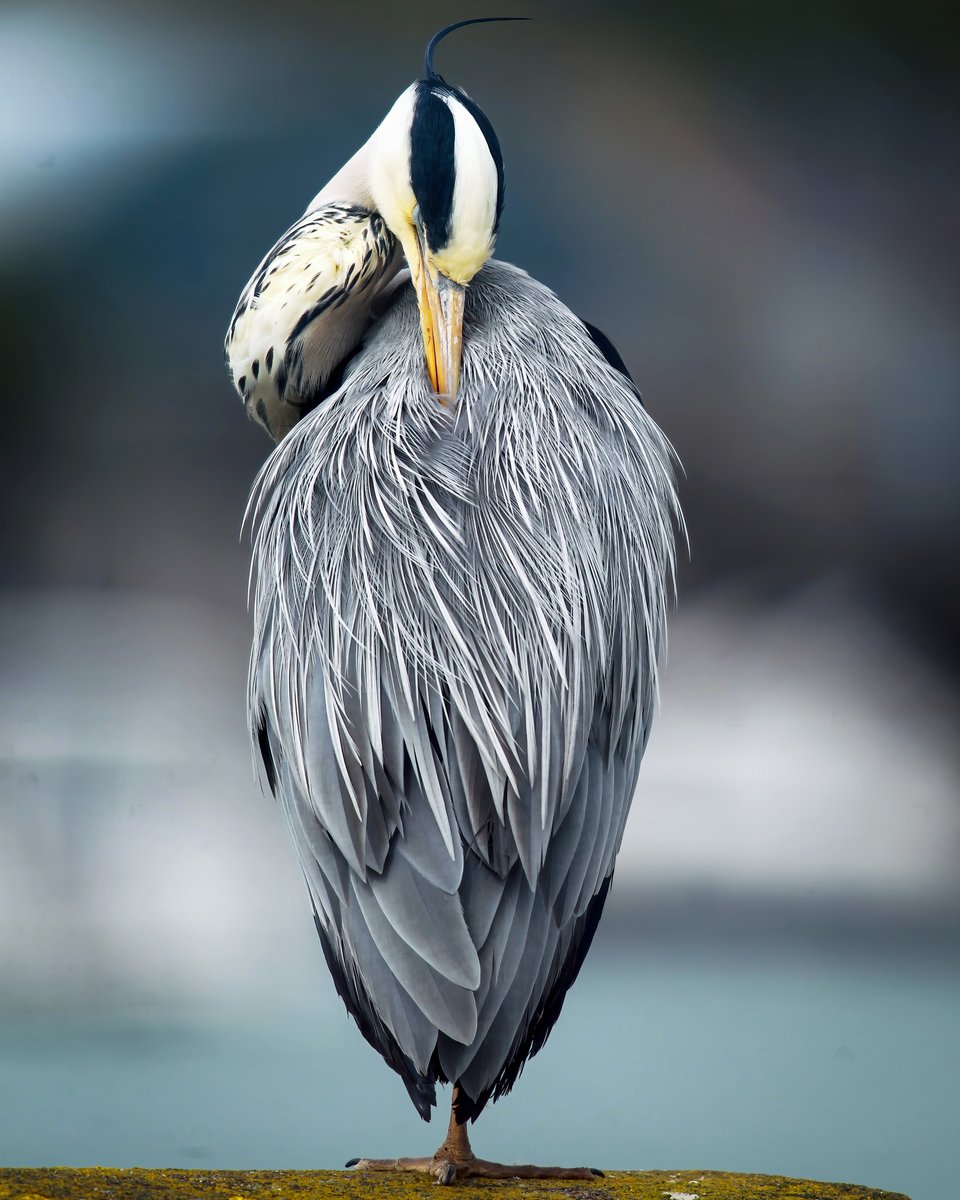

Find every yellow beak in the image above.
[411,219,465,402]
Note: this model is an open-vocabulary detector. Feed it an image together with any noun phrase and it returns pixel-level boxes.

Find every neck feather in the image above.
[226,202,401,441]
[308,140,376,212]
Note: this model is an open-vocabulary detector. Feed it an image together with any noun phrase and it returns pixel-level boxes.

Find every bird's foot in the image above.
[346,1154,603,1185]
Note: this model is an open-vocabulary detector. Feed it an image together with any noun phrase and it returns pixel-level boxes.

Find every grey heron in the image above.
[226,18,681,1183]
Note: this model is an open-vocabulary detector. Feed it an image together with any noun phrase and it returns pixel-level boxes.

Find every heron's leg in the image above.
[347,1085,603,1185]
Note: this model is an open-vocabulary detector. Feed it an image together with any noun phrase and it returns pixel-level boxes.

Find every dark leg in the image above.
[348,1084,602,1185]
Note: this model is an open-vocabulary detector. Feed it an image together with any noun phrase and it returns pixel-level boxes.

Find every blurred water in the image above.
[2,943,955,1200]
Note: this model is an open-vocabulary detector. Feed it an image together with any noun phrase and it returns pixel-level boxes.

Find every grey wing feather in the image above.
[368,817,479,989]
[458,889,557,1095]
[246,260,681,1119]
[350,876,478,1042]
[333,884,441,1075]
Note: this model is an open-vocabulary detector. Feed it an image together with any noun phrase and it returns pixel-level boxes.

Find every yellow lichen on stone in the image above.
[0,1169,912,1200]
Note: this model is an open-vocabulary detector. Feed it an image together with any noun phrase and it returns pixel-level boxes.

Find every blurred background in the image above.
[1,2,957,1198]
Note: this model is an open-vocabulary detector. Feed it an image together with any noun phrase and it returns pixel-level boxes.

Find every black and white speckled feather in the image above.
[246,258,681,1120]
[226,203,401,440]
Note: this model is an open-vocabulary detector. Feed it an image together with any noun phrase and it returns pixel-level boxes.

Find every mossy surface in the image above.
[0,1169,911,1200]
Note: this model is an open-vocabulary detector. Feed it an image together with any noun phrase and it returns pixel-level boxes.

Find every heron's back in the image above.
[247,260,680,1119]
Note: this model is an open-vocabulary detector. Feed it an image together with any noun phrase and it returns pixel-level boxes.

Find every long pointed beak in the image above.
[426,270,465,401]
[411,218,465,402]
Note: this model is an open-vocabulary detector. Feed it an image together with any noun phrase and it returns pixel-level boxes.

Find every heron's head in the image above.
[366,20,517,399]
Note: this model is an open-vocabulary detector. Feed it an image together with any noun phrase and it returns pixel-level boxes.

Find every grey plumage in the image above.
[244,252,681,1120]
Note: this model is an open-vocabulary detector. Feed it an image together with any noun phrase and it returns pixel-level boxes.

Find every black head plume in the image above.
[424,17,529,83]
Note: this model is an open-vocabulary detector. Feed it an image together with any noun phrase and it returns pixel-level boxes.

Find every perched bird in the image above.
[226,19,680,1184]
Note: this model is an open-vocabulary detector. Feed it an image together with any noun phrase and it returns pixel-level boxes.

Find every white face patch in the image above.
[360,82,499,287]
[432,93,498,284]
[366,84,419,236]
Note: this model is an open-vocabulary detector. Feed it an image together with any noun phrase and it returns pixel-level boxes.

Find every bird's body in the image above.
[228,23,680,1178]
[246,253,678,1118]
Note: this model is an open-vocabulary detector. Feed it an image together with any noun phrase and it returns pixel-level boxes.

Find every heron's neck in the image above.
[308,140,377,213]
[306,84,419,256]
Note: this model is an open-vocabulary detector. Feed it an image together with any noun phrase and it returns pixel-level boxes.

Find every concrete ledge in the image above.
[0,1168,911,1199]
